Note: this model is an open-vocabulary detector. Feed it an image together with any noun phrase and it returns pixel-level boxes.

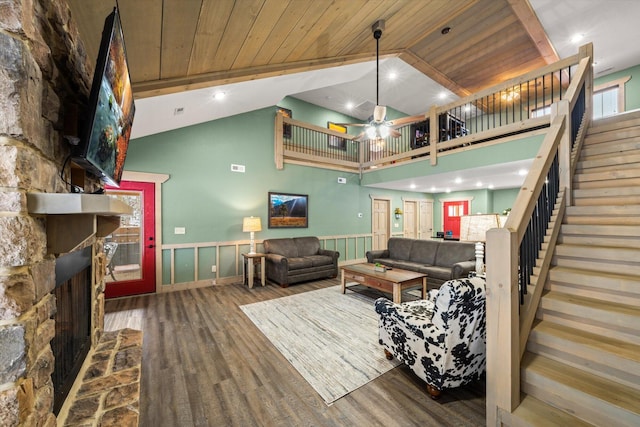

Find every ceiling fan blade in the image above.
[387,114,426,128]
[352,131,367,141]
[373,105,386,123]
[389,129,402,138]
[337,123,367,127]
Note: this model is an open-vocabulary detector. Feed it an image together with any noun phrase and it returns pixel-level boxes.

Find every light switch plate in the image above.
[174,227,186,234]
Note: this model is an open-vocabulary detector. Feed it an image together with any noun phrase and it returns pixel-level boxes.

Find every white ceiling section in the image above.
[126,0,640,193]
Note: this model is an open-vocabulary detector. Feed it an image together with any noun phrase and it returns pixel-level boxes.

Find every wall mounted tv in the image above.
[73,7,134,187]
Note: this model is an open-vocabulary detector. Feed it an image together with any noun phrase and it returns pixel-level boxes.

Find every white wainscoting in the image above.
[159,234,374,291]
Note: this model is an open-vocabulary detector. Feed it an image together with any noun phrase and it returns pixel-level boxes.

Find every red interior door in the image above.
[443,200,469,240]
[104,181,156,298]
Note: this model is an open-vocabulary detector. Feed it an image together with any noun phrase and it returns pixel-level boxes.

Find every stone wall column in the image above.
[0,1,99,426]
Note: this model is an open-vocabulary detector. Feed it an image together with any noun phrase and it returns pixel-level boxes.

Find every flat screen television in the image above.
[73,7,134,187]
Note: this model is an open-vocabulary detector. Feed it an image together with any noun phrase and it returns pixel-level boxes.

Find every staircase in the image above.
[509,110,640,426]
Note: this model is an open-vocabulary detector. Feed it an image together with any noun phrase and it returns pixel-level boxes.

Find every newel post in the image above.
[485,226,520,425]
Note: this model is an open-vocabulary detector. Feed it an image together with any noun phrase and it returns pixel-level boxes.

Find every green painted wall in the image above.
[595,63,640,111]
[125,98,430,249]
[124,96,546,281]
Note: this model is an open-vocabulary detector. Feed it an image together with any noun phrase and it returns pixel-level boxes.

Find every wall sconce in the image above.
[394,208,403,219]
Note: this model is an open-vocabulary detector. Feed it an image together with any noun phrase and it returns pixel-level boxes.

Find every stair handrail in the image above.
[485,44,593,425]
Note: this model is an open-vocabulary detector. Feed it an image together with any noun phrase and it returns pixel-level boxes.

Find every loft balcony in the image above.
[275,45,590,175]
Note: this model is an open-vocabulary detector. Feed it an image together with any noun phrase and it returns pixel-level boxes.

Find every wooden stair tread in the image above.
[560,223,640,235]
[522,352,640,415]
[578,152,640,167]
[566,205,640,214]
[573,176,640,190]
[554,242,640,262]
[574,169,640,182]
[530,320,640,364]
[507,394,594,427]
[542,291,640,319]
[549,266,640,294]
[573,186,640,197]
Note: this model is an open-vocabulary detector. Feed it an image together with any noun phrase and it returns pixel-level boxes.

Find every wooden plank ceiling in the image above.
[66,0,557,99]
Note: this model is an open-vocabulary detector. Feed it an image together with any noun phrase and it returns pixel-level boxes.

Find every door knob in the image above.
[147,244,155,249]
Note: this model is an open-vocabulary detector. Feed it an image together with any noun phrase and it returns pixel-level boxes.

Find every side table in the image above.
[242,253,266,288]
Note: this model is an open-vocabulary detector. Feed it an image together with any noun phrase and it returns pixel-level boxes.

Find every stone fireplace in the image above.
[0,1,135,425]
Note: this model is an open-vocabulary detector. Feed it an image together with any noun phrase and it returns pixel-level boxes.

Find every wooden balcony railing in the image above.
[275,45,592,173]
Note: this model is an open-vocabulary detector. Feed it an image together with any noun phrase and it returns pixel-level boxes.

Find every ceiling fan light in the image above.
[379,125,390,138]
[366,127,377,140]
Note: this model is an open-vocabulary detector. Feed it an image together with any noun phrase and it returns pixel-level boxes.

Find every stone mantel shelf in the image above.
[27,193,133,254]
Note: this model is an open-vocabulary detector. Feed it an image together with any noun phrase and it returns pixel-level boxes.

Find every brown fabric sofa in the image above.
[263,236,340,287]
[366,237,476,287]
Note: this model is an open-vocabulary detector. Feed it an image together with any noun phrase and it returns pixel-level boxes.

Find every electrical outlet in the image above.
[337,177,346,184]
[211,265,217,273]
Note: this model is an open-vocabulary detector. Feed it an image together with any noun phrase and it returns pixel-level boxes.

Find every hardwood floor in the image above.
[104,279,486,427]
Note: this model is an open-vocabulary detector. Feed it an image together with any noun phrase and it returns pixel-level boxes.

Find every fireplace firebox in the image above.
[52,245,92,414]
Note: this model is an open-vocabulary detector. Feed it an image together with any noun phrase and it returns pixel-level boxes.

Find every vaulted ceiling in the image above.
[65,0,640,192]
[67,0,555,100]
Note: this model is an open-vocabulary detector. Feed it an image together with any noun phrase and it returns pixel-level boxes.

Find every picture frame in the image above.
[276,106,292,138]
[327,121,347,150]
[268,191,308,228]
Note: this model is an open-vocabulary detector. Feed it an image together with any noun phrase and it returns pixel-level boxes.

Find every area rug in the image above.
[240,286,400,405]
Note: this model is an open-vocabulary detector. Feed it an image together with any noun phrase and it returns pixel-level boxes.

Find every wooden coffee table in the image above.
[340,263,427,303]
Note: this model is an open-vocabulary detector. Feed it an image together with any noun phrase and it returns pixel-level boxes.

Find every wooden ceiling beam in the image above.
[133,51,402,99]
[399,50,472,98]
[506,0,560,64]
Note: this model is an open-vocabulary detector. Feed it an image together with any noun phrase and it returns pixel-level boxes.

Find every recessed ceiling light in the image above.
[446,188,451,193]
[438,92,448,100]
[571,33,584,44]
[346,102,354,110]
[388,71,397,80]
[476,181,482,187]
[454,177,462,184]
[488,184,494,189]
[214,92,226,100]
[430,186,436,192]
[518,169,528,176]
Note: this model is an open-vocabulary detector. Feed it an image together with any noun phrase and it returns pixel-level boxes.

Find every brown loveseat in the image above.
[366,237,476,287]
[263,236,340,287]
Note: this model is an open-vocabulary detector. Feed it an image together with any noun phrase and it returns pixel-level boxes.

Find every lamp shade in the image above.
[242,216,262,232]
[459,214,501,242]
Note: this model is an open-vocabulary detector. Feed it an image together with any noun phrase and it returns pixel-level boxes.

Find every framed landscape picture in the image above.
[327,121,347,150]
[268,192,308,228]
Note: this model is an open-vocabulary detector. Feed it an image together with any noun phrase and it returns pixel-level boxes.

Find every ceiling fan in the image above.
[342,20,424,142]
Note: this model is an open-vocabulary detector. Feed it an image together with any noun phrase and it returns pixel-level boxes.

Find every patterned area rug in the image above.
[240,286,400,405]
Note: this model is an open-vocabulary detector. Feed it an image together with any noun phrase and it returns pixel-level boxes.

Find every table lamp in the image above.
[242,216,262,254]
[459,214,501,275]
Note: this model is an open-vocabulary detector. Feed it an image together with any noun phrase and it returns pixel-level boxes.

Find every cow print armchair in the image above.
[374,277,486,399]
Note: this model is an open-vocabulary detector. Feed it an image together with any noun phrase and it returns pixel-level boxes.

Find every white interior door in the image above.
[419,200,434,239]
[372,198,390,250]
[403,200,417,239]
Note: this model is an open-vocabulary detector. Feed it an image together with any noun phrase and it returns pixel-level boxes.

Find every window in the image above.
[593,76,630,120]
[531,105,551,118]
